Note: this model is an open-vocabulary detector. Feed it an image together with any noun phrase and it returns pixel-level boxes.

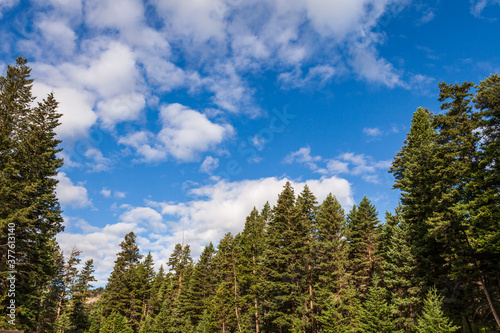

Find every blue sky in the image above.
[1,0,499,284]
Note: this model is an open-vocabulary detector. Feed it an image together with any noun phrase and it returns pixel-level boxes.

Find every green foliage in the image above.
[100,312,134,333]
[345,196,381,298]
[415,288,459,333]
[359,276,397,333]
[0,57,65,331]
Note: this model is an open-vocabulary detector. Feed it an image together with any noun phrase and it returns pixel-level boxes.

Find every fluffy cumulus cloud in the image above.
[55,172,92,208]
[119,103,234,162]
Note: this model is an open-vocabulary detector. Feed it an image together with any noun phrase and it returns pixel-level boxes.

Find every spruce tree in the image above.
[237,208,266,332]
[102,232,143,320]
[0,57,64,331]
[263,181,310,332]
[315,193,346,317]
[345,196,380,298]
[381,211,421,330]
[186,243,216,325]
[359,275,397,333]
[415,288,459,333]
[389,107,444,288]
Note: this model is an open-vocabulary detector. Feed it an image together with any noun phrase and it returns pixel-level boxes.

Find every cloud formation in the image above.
[285,147,392,184]
[55,172,92,208]
[119,103,234,162]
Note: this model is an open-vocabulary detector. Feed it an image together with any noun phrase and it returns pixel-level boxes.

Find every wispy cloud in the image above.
[284,147,392,184]
[470,0,500,17]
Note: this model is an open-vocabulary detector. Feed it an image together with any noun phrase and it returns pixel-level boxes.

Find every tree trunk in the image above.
[253,253,260,333]
[232,249,242,332]
[479,275,500,329]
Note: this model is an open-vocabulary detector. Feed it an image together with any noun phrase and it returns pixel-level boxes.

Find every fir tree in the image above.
[415,288,459,333]
[0,57,64,331]
[102,232,143,320]
[381,211,421,330]
[315,193,346,322]
[359,275,397,333]
[345,196,380,298]
[237,208,266,332]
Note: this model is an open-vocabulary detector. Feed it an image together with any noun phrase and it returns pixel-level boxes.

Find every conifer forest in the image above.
[0,58,499,333]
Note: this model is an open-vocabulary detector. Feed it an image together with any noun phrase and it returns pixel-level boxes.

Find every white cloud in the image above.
[100,187,126,198]
[284,146,322,165]
[120,207,166,233]
[37,19,77,56]
[84,148,112,172]
[55,172,92,208]
[363,127,383,137]
[200,156,220,174]
[470,0,500,17]
[350,41,404,88]
[100,188,111,197]
[285,147,391,183]
[120,103,234,163]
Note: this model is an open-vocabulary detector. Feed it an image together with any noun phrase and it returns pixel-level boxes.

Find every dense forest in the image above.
[0,58,499,332]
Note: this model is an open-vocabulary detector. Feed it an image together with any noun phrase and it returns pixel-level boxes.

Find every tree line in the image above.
[0,58,498,332]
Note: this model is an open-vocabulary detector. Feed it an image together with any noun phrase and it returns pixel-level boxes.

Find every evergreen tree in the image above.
[389,107,444,288]
[345,196,380,298]
[415,288,459,333]
[102,232,143,321]
[315,193,346,322]
[100,312,134,333]
[359,275,397,333]
[470,74,500,329]
[381,211,421,330]
[0,57,64,331]
[317,283,360,333]
[168,242,192,297]
[211,233,240,332]
[69,259,97,333]
[237,208,266,332]
[186,243,216,325]
[263,181,310,332]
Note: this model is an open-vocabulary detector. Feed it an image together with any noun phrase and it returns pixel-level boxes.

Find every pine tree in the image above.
[315,193,346,323]
[102,232,143,321]
[100,312,134,333]
[186,243,216,325]
[263,181,310,332]
[168,243,192,297]
[415,288,459,333]
[381,211,421,330]
[0,57,64,331]
[470,74,500,329]
[69,259,97,333]
[237,208,266,332]
[359,275,397,333]
[295,185,318,332]
[389,107,444,288]
[317,283,360,333]
[211,233,240,332]
[345,196,380,298]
